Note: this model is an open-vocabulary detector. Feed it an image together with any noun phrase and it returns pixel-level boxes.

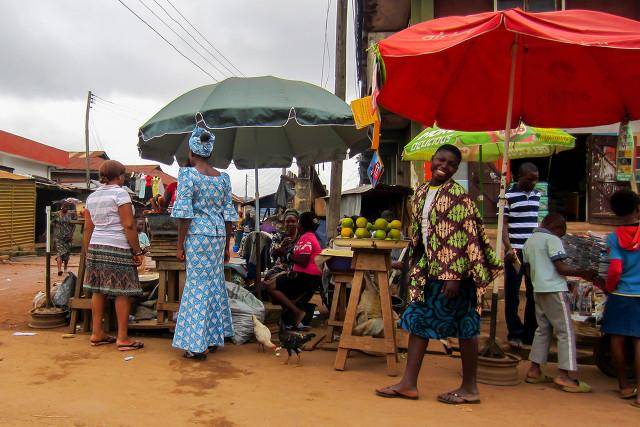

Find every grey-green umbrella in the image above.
[138,76,367,295]
[138,76,369,169]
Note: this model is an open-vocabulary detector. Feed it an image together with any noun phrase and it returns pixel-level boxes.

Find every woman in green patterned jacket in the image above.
[376,144,501,404]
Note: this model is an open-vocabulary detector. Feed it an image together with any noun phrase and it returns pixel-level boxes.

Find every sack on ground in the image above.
[225,281,265,344]
[52,272,76,307]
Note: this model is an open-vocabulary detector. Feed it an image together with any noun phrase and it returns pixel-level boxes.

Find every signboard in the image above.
[350,96,376,129]
[367,150,384,187]
[616,122,639,182]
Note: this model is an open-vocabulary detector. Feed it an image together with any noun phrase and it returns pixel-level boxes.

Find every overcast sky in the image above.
[0,0,362,196]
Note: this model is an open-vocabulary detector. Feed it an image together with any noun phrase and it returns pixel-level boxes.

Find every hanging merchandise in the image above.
[367,150,384,187]
[138,174,146,198]
[157,178,165,196]
[152,176,160,197]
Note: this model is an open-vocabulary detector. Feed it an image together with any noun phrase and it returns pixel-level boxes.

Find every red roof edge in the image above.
[0,130,69,168]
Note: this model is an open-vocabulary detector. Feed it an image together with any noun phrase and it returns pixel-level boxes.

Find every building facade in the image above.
[0,130,69,179]
[355,0,640,224]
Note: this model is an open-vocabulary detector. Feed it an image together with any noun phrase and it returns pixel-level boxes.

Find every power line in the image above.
[350,0,360,98]
[165,0,245,77]
[92,99,145,123]
[115,0,218,81]
[320,0,332,88]
[152,0,237,78]
[135,0,227,79]
[89,117,105,151]
[91,94,146,118]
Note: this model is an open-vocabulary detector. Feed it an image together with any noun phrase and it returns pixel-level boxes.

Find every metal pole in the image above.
[327,0,348,239]
[254,164,262,299]
[85,91,92,190]
[487,34,518,355]
[494,34,518,291]
[45,205,52,308]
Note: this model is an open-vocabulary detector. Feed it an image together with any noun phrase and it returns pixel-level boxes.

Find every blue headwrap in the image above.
[188,125,214,157]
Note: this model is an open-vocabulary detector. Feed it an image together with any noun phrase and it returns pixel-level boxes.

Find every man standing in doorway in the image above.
[502,163,540,348]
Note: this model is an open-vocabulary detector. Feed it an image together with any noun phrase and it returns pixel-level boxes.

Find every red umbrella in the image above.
[377,8,640,131]
[376,8,640,355]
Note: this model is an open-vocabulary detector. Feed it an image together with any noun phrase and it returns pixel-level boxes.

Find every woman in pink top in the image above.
[266,211,322,329]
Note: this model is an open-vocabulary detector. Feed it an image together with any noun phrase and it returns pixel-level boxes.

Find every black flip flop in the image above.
[90,336,116,346]
[437,392,481,405]
[183,350,207,360]
[375,388,419,400]
[117,341,144,351]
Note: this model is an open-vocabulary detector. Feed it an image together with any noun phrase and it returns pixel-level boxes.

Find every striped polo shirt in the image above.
[503,183,541,250]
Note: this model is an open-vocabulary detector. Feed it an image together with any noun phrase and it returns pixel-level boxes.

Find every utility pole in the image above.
[327,0,348,239]
[84,91,92,190]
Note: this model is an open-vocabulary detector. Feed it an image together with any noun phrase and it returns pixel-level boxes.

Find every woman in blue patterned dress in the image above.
[172,126,238,360]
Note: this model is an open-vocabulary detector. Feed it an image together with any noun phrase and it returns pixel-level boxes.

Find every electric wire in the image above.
[320,0,331,88]
[114,0,218,81]
[165,0,245,76]
[153,0,238,78]
[135,0,227,79]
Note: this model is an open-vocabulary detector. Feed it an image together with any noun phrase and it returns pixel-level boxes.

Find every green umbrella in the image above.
[402,123,575,162]
[138,76,367,297]
[138,76,368,169]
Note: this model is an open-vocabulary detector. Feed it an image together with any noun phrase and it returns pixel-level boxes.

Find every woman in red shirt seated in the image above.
[265,211,322,329]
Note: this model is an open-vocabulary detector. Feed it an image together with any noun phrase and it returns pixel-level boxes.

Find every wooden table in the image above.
[332,238,409,376]
[68,240,185,333]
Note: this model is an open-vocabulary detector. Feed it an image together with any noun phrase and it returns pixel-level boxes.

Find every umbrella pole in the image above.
[479,146,484,217]
[254,164,262,300]
[45,205,52,308]
[483,34,519,358]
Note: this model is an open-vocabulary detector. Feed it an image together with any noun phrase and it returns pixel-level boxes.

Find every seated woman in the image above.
[266,211,321,329]
[264,209,299,284]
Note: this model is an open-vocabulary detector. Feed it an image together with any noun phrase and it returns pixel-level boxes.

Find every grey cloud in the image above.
[0,0,335,102]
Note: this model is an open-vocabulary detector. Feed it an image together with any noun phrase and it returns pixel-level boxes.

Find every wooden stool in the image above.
[334,247,398,376]
[154,257,186,326]
[325,272,353,343]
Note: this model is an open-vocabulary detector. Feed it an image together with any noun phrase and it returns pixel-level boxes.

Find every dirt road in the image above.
[0,256,637,426]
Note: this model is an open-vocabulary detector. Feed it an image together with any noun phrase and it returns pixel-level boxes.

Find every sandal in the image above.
[525,373,554,384]
[559,380,592,393]
[117,341,144,351]
[207,345,218,354]
[375,387,418,400]
[183,350,207,361]
[90,336,116,346]
[631,401,640,409]
[620,387,637,399]
[437,391,481,405]
[293,323,311,331]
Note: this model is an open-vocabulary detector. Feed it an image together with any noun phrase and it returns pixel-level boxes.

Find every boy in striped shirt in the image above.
[502,163,540,347]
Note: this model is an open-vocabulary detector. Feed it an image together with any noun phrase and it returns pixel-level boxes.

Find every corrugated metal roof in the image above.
[0,170,33,181]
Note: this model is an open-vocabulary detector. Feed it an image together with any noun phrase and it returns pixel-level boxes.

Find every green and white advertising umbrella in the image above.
[402,123,575,162]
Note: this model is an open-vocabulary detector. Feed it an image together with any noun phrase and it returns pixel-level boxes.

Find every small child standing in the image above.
[601,189,640,407]
[523,213,595,392]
